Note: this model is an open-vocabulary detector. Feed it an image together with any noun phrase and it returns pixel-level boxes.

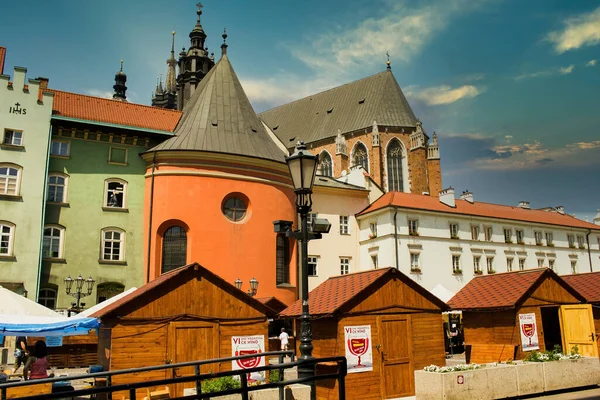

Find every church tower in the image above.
[151,32,178,109]
[112,60,127,102]
[175,2,215,110]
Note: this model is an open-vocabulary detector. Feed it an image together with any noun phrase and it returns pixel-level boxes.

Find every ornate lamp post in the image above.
[234,277,259,297]
[65,274,95,313]
[285,141,320,382]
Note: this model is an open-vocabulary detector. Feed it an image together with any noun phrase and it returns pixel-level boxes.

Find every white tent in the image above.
[430,284,456,304]
[73,287,137,318]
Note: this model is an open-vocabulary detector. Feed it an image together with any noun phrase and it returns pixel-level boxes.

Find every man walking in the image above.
[279,328,289,351]
[13,336,28,373]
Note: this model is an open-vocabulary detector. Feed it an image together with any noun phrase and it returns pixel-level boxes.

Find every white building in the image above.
[356,188,600,300]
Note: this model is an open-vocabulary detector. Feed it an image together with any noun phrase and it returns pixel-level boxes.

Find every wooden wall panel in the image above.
[522,277,580,307]
[411,313,445,370]
[594,308,600,358]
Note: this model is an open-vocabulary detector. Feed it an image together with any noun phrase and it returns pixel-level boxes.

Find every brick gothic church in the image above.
[152,5,442,194]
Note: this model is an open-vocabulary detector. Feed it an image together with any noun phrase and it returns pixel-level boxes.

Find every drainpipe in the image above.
[393,208,399,269]
[145,151,157,284]
[36,124,53,301]
[586,230,593,272]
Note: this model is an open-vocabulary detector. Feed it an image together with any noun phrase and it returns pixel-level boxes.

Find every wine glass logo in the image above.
[348,337,369,368]
[235,346,262,382]
[521,323,535,346]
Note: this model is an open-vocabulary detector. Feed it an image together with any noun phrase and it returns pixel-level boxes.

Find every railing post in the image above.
[107,375,112,400]
[278,354,284,400]
[194,364,202,396]
[1,386,6,400]
[240,372,249,400]
[129,387,136,400]
[338,360,347,400]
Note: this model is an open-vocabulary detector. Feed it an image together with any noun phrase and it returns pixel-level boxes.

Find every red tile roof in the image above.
[280,267,447,317]
[447,268,584,311]
[50,89,182,132]
[92,263,268,318]
[562,272,600,303]
[359,192,600,231]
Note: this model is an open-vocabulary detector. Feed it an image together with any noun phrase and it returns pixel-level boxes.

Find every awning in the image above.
[0,316,100,337]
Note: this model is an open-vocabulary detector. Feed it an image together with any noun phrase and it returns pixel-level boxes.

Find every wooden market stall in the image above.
[92,262,271,397]
[448,268,597,364]
[562,272,600,357]
[279,267,449,400]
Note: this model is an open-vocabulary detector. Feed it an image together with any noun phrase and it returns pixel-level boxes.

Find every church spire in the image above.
[189,2,207,51]
[113,60,127,101]
[165,31,177,93]
[386,51,391,70]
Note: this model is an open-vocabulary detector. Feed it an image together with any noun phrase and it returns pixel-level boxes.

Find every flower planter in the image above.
[415,358,600,400]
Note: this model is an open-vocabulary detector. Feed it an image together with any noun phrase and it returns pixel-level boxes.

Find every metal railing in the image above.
[1,351,347,400]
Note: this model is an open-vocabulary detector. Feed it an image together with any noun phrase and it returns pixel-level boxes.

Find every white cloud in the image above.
[587,59,597,67]
[514,64,576,81]
[86,89,113,99]
[546,7,600,53]
[405,84,483,106]
[558,64,575,75]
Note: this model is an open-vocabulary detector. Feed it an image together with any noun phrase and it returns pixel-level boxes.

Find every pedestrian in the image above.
[12,336,28,374]
[23,341,52,380]
[279,328,289,351]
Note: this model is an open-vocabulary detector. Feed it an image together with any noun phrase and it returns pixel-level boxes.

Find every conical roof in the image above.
[150,55,286,163]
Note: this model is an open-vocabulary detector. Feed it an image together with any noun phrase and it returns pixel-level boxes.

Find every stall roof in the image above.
[448,268,585,311]
[562,272,600,303]
[280,267,448,318]
[92,262,270,318]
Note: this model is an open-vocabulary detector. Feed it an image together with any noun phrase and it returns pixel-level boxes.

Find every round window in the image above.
[222,195,248,222]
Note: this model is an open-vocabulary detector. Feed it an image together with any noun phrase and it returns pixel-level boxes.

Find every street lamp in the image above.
[234,277,259,297]
[285,141,320,383]
[64,274,95,313]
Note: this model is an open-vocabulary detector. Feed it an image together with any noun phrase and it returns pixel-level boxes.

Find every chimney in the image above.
[36,77,49,102]
[594,209,600,226]
[556,205,564,215]
[518,201,530,209]
[0,47,6,75]
[439,187,455,208]
[460,190,474,203]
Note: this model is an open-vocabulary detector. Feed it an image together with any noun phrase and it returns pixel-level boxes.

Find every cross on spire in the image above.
[120,59,124,72]
[386,52,391,70]
[196,2,203,21]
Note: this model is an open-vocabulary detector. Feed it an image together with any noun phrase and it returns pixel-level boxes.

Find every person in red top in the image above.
[23,341,51,380]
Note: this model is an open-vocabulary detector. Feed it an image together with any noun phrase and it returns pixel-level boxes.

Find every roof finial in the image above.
[171,31,176,53]
[120,59,124,72]
[196,2,203,23]
[221,28,228,57]
[222,28,228,43]
[386,52,391,70]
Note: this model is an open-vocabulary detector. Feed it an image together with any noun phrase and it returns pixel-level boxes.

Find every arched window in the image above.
[96,282,125,304]
[352,142,369,172]
[47,173,68,203]
[162,226,187,274]
[387,139,404,192]
[0,163,22,196]
[104,178,127,209]
[276,235,290,285]
[101,228,125,261]
[43,225,65,259]
[317,151,333,177]
[38,285,57,309]
[0,221,15,256]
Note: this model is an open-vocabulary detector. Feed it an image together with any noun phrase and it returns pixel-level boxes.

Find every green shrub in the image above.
[201,375,241,393]
[268,369,282,383]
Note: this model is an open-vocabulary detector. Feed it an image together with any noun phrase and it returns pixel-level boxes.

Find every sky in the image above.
[1,0,599,219]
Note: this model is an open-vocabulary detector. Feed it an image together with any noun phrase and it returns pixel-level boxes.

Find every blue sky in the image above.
[2,0,599,219]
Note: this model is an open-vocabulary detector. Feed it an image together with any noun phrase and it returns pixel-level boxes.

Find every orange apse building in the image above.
[141,47,298,304]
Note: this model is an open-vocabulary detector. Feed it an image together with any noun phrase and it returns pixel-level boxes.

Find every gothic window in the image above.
[96,282,125,304]
[276,234,290,285]
[317,151,333,177]
[352,142,369,172]
[387,139,404,192]
[161,226,187,274]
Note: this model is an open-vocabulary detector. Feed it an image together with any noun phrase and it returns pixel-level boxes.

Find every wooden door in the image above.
[559,304,598,357]
[168,322,219,396]
[379,316,413,398]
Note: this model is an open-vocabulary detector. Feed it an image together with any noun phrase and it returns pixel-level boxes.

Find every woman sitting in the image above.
[23,341,52,380]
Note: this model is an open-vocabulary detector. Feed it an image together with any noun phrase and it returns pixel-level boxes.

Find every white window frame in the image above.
[410,252,420,272]
[0,163,22,196]
[486,256,495,273]
[47,173,69,203]
[340,257,350,275]
[471,224,480,241]
[308,256,318,276]
[516,229,525,244]
[0,221,15,256]
[408,218,419,236]
[50,139,70,157]
[519,258,526,271]
[453,255,462,274]
[503,228,512,244]
[371,254,379,269]
[101,228,125,262]
[567,234,575,248]
[42,225,65,259]
[484,226,493,242]
[449,223,459,239]
[3,129,23,146]
[104,178,128,209]
[369,222,377,238]
[507,257,514,272]
[545,232,553,246]
[576,235,585,249]
[534,231,543,245]
[339,215,349,235]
